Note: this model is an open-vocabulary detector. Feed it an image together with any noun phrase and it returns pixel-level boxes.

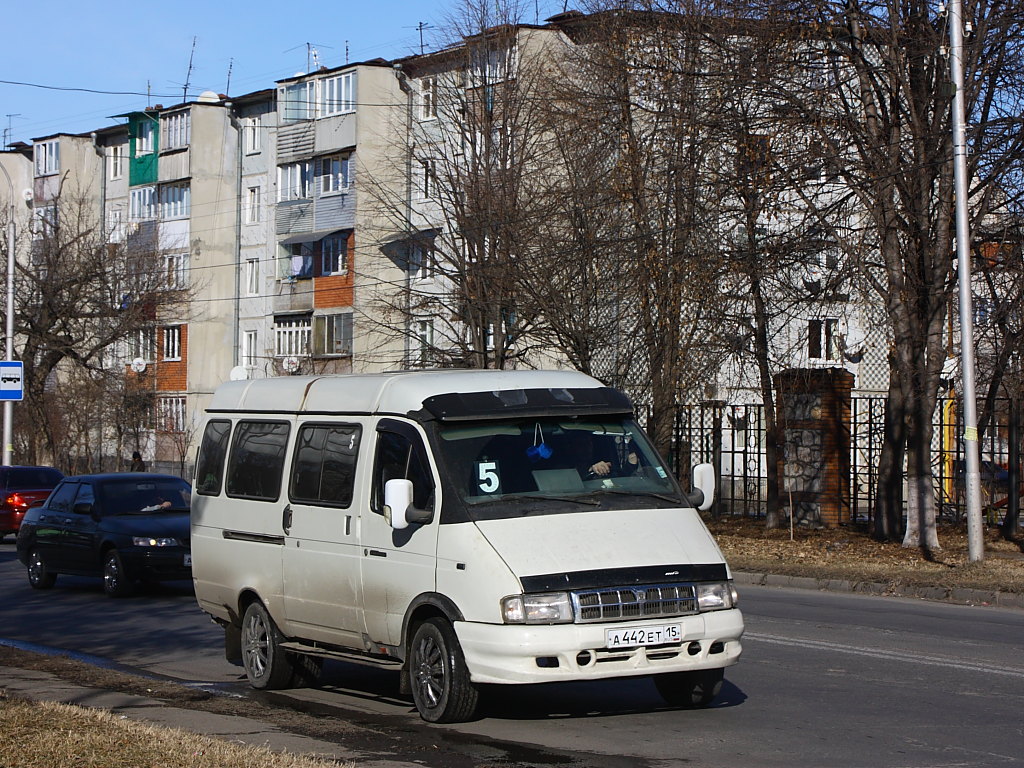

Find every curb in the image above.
[732,570,1024,610]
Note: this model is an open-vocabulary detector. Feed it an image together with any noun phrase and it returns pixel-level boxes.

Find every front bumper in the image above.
[455,608,743,685]
[120,548,192,581]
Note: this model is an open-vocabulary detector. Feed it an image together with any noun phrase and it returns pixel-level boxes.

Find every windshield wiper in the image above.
[493,493,600,506]
[592,489,683,504]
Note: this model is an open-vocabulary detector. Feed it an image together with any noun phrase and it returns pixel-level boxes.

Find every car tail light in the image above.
[6,493,27,511]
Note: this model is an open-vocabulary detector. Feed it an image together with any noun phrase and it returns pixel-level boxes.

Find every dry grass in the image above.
[708,516,1024,595]
[0,691,348,768]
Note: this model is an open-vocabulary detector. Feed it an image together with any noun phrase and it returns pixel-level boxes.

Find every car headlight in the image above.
[132,537,181,547]
[501,592,574,624]
[697,581,738,611]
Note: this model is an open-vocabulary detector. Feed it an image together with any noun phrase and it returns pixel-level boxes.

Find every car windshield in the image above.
[98,478,192,515]
[437,416,680,506]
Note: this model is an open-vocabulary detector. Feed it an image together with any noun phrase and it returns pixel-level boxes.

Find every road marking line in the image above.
[745,632,1024,679]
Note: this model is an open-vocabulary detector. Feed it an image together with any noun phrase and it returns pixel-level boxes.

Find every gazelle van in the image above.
[190,369,743,722]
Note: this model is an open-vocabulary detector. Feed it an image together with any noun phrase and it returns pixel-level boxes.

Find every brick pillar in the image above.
[774,368,853,527]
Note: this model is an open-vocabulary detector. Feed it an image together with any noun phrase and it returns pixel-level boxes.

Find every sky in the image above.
[0,0,568,146]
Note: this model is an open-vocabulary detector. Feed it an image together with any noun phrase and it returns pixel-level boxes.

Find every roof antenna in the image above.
[183,36,197,102]
[225,58,234,96]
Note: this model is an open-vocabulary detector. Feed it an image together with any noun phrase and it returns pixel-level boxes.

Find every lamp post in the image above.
[0,160,15,467]
[948,0,984,561]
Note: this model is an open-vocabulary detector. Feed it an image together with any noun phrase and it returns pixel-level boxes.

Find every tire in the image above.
[27,548,56,590]
[654,668,724,708]
[240,602,296,690]
[408,617,479,723]
[103,550,134,597]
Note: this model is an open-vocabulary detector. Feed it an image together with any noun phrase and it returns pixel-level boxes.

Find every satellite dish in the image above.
[21,189,33,202]
[229,365,248,381]
[130,358,147,373]
[282,356,300,373]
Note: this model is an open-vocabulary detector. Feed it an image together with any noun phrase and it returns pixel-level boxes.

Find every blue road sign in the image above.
[0,361,24,401]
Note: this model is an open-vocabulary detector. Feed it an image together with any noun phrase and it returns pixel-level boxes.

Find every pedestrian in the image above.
[130,451,146,472]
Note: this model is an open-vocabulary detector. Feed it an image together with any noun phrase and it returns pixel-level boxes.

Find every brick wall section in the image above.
[157,324,188,391]
[775,368,853,527]
[314,234,355,309]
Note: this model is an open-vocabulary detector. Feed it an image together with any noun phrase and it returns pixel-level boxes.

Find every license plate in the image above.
[184,554,192,567]
[606,624,682,649]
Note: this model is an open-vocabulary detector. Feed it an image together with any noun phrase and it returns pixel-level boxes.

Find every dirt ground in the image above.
[707,515,1024,595]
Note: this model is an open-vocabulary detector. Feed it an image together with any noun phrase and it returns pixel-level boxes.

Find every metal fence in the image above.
[673,396,1023,527]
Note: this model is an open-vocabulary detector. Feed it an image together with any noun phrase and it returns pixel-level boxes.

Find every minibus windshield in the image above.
[437,417,681,506]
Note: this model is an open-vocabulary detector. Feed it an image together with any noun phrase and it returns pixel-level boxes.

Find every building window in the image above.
[274,316,311,356]
[161,111,191,150]
[282,80,315,123]
[165,252,189,288]
[31,204,57,237]
[418,158,435,199]
[136,119,155,156]
[414,319,434,365]
[159,182,191,219]
[246,258,260,296]
[420,76,437,119]
[246,186,261,223]
[281,242,313,279]
[278,161,312,201]
[316,154,350,195]
[109,144,125,180]
[411,243,434,281]
[129,327,156,362]
[243,330,258,368]
[129,186,157,220]
[243,115,261,154]
[158,396,187,433]
[320,72,356,116]
[34,140,60,176]
[808,318,840,361]
[163,325,182,361]
[107,208,126,242]
[321,234,348,275]
[313,313,353,356]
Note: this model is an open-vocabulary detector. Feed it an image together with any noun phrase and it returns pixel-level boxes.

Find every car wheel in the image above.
[654,668,724,708]
[102,550,134,597]
[409,617,479,723]
[27,548,56,589]
[240,601,296,690]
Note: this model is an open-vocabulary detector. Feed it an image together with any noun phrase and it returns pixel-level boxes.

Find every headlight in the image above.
[501,592,574,624]
[697,581,738,611]
[132,537,181,547]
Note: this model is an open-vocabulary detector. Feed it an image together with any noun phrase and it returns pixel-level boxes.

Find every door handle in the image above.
[282,504,293,535]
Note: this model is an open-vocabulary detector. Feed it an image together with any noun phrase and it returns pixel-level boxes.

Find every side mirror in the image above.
[685,463,716,512]
[72,501,94,516]
[384,478,433,530]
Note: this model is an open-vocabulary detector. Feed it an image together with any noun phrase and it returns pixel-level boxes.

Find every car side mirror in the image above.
[72,501,94,516]
[685,463,716,512]
[383,478,433,530]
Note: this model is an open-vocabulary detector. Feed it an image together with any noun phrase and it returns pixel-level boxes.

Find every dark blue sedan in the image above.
[16,473,191,597]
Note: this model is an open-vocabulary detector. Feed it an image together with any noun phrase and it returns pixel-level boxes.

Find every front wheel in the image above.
[27,548,56,589]
[654,668,724,708]
[240,602,296,690]
[103,550,134,597]
[408,618,479,723]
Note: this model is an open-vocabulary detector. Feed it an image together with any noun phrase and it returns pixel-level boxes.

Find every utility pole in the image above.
[0,161,15,466]
[948,0,984,561]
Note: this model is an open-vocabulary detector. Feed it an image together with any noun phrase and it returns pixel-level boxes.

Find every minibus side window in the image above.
[371,428,434,514]
[290,424,361,508]
[195,420,231,496]
[226,421,290,501]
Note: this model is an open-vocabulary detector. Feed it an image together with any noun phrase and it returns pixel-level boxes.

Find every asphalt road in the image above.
[2,540,1023,768]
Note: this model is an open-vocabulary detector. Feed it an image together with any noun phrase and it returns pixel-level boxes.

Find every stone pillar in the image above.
[774,368,853,527]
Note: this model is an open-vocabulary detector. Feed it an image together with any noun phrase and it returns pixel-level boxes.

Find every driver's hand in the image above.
[590,461,612,476]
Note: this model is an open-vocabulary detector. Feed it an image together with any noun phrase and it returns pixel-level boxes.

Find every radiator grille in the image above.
[572,584,698,624]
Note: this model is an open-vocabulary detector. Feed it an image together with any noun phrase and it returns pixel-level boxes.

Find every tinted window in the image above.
[226,421,290,501]
[291,424,361,508]
[46,482,80,513]
[98,477,192,515]
[196,420,231,496]
[372,427,434,514]
[7,467,63,488]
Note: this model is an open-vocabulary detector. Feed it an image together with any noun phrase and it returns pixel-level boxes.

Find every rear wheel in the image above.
[103,550,134,597]
[240,602,296,690]
[654,668,724,708]
[409,617,479,723]
[27,548,56,589]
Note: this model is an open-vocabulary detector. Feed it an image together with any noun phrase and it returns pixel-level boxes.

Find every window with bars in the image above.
[158,396,187,433]
[162,326,182,361]
[160,111,191,150]
[274,316,311,356]
[129,327,156,362]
